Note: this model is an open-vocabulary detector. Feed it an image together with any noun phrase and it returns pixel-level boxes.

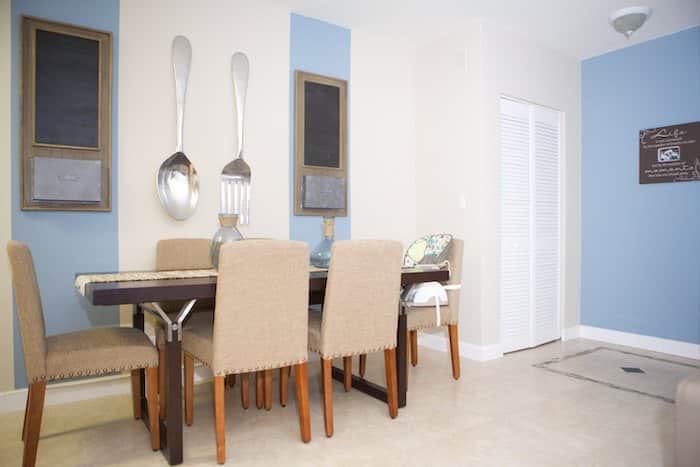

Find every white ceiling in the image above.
[270,0,700,59]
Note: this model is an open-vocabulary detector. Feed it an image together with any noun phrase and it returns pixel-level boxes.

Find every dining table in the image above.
[77,266,450,465]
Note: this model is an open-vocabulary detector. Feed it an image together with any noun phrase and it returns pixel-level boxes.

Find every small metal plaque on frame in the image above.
[32,157,102,203]
[301,175,345,210]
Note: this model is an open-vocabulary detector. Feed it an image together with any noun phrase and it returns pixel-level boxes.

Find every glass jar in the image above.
[210,214,243,268]
[310,217,335,268]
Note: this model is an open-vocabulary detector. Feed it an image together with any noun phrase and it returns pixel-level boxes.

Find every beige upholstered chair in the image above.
[357,239,464,381]
[676,372,700,467]
[406,238,463,380]
[182,240,311,464]
[307,240,403,437]
[154,238,215,419]
[7,241,160,467]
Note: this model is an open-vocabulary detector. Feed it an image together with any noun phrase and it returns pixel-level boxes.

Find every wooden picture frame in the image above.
[21,16,112,211]
[294,71,347,217]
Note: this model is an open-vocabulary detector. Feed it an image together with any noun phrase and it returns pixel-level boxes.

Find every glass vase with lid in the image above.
[210,213,243,268]
[310,217,335,269]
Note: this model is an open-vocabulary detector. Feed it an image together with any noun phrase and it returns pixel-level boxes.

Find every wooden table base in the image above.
[134,304,184,465]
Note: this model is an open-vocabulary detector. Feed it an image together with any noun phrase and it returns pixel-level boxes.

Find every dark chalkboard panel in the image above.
[35,29,100,148]
[304,81,340,168]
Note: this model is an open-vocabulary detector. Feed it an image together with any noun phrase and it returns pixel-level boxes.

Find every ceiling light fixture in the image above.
[609,6,652,38]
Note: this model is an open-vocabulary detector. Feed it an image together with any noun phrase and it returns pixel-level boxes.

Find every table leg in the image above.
[163,327,183,464]
[395,310,408,408]
[133,306,146,416]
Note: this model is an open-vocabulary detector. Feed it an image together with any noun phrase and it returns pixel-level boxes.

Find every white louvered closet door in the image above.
[500,97,561,353]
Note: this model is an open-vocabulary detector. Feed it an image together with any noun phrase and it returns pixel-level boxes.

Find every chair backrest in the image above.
[156,238,213,271]
[445,239,464,321]
[211,240,309,375]
[320,240,403,359]
[7,241,47,383]
[156,238,214,314]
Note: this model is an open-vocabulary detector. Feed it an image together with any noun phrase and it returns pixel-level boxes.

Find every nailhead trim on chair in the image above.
[185,350,309,376]
[40,362,159,383]
[310,342,397,360]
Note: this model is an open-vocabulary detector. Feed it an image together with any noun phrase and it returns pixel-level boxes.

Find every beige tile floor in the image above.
[0,338,686,466]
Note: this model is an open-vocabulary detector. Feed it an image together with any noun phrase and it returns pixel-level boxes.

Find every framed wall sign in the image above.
[639,121,700,184]
[21,16,112,211]
[294,71,347,216]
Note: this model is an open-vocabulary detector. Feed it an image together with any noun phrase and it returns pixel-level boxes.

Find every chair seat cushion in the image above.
[407,305,456,331]
[156,310,214,348]
[308,309,322,353]
[46,327,158,381]
[182,324,214,368]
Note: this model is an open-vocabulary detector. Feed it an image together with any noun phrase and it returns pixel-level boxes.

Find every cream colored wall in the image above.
[415,25,484,344]
[416,21,581,348]
[0,0,14,391]
[118,0,291,272]
[350,30,417,247]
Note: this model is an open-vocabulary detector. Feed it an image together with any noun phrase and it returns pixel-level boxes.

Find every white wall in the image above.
[118,0,291,272]
[0,0,14,391]
[350,30,417,246]
[416,21,581,348]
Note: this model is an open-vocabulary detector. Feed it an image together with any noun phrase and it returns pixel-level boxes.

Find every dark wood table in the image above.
[83,267,448,465]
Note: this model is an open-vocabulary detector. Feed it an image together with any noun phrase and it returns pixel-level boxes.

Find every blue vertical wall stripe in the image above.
[11,0,120,388]
[581,27,700,344]
[289,14,351,246]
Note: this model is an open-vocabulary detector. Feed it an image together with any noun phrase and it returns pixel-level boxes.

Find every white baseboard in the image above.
[417,333,503,362]
[561,326,580,341]
[574,325,700,360]
[0,365,214,414]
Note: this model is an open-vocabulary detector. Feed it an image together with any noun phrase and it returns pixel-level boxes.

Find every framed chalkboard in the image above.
[294,71,347,217]
[21,16,112,211]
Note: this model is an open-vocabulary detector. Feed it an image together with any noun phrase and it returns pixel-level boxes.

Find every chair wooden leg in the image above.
[409,330,418,367]
[359,354,367,378]
[158,348,166,420]
[184,352,194,426]
[280,366,289,407]
[264,369,272,411]
[293,362,311,443]
[146,367,160,450]
[214,376,226,464]
[321,358,334,437]
[130,370,142,420]
[343,356,352,392]
[22,380,46,467]
[22,385,31,441]
[240,373,249,409]
[384,348,399,419]
[448,324,461,380]
[255,371,263,409]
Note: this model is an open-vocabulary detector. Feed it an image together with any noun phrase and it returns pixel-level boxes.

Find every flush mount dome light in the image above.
[609,6,652,38]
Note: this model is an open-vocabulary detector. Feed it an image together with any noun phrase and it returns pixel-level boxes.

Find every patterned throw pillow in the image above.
[403,234,453,267]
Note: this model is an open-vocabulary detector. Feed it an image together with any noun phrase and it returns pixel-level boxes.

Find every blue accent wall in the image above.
[11,0,120,388]
[581,27,700,344]
[289,14,351,246]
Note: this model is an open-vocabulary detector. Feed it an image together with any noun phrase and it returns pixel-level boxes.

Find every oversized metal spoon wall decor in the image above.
[220,52,251,225]
[157,35,199,220]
